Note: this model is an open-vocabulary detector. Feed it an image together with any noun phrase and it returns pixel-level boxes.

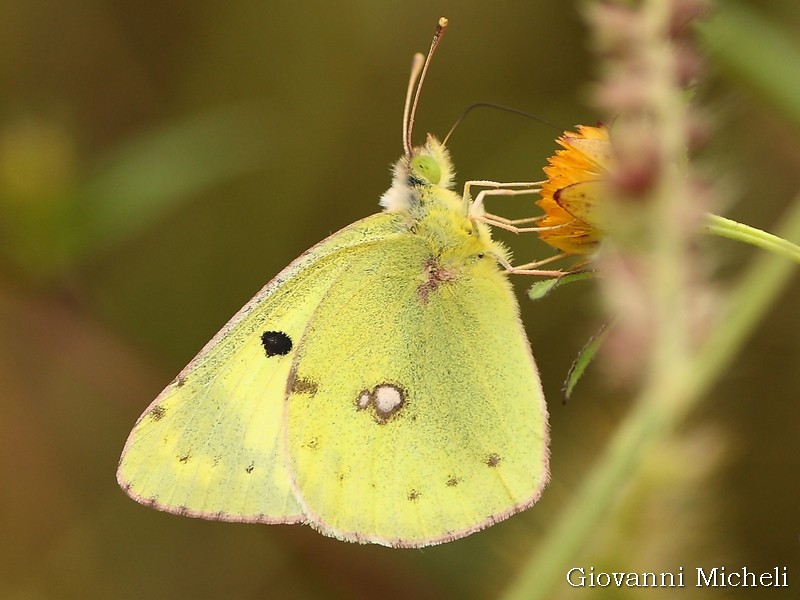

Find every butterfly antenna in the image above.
[402,54,425,158]
[403,17,449,157]
[443,102,564,146]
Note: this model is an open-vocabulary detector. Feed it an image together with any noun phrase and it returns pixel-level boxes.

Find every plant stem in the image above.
[706,213,800,264]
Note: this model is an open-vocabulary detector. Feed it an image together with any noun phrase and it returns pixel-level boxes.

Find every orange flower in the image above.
[536,124,611,255]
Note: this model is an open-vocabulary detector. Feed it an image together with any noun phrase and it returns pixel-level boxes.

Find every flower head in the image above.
[536,124,611,255]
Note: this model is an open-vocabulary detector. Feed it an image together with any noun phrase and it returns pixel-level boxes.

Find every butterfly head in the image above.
[380,135,457,213]
[408,135,454,189]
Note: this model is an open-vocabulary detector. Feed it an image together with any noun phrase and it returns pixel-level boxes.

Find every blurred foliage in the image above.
[1,1,798,599]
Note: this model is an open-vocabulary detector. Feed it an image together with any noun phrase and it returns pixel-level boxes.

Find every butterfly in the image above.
[117,18,550,548]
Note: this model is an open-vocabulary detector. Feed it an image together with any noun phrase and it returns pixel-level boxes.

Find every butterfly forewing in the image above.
[117,213,404,522]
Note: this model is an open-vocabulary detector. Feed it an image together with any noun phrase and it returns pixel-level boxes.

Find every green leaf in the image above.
[563,322,611,402]
[528,271,594,301]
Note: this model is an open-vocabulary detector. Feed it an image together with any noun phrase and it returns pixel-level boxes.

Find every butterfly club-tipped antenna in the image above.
[403,17,449,158]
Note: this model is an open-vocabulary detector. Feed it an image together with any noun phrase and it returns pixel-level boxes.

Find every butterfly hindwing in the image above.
[285,232,549,546]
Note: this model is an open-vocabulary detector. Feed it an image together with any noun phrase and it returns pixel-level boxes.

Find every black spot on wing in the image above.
[407,489,421,501]
[178,452,191,464]
[261,330,293,357]
[245,462,254,474]
[446,476,461,487]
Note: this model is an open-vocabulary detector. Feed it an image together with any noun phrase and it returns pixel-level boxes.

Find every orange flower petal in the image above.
[536,125,610,255]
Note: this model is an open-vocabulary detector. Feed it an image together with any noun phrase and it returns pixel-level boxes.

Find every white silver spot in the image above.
[374,385,403,416]
[355,383,406,423]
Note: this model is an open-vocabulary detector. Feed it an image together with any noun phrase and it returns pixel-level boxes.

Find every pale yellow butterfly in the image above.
[117,17,549,548]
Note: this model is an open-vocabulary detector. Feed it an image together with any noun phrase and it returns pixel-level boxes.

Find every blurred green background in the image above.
[1,1,799,598]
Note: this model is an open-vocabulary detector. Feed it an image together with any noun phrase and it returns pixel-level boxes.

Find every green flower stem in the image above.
[501,193,800,600]
[706,213,800,264]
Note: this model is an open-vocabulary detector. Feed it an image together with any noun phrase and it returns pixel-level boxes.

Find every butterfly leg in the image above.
[512,254,594,276]
[491,251,564,277]
[463,180,541,223]
[463,180,576,235]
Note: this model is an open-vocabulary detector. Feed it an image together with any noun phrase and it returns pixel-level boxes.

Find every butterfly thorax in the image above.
[415,203,499,269]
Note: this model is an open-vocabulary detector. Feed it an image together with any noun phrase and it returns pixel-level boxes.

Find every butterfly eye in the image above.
[410,155,442,185]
